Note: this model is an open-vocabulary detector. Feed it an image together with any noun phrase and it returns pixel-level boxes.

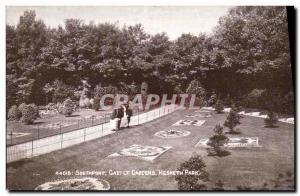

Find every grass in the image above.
[6,109,294,191]
[6,106,156,146]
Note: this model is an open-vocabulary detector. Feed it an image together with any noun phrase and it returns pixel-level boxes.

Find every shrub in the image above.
[57,102,64,114]
[208,91,217,106]
[175,154,209,190]
[21,105,36,124]
[7,105,22,121]
[224,106,241,134]
[63,98,74,116]
[141,82,149,95]
[186,80,206,98]
[52,80,75,103]
[246,89,266,108]
[264,111,278,128]
[18,103,27,113]
[215,100,224,113]
[28,103,39,119]
[207,124,230,157]
[93,96,101,111]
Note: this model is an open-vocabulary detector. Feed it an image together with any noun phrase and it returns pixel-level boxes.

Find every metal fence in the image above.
[7,104,182,163]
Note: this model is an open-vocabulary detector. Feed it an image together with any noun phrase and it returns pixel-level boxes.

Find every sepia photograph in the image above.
[5,5,295,191]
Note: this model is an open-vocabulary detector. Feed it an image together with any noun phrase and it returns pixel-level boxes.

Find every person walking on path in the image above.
[125,103,133,128]
[111,105,124,131]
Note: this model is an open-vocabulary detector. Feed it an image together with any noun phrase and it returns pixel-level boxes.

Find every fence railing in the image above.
[7,104,182,163]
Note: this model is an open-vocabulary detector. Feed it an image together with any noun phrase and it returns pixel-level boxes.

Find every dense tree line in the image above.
[6,7,294,114]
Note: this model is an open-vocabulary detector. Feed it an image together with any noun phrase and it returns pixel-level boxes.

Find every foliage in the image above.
[186,80,206,98]
[28,103,40,119]
[21,104,36,124]
[264,111,278,128]
[18,103,27,113]
[52,80,75,103]
[246,89,266,108]
[141,82,148,95]
[93,96,101,111]
[6,8,294,115]
[63,98,74,116]
[215,100,224,113]
[207,124,230,156]
[224,106,241,133]
[8,105,22,121]
[175,154,209,190]
[208,90,217,106]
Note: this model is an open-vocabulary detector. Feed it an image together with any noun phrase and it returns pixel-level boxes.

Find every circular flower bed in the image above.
[120,145,166,157]
[35,177,110,191]
[155,129,191,138]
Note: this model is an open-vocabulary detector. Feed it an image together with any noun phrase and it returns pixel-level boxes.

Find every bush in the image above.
[264,111,278,128]
[52,80,75,103]
[215,100,224,113]
[208,91,217,106]
[224,106,241,134]
[246,89,266,108]
[28,103,39,119]
[21,105,36,124]
[93,96,101,111]
[175,154,209,190]
[207,124,230,157]
[18,103,27,113]
[63,98,74,116]
[7,105,22,121]
[186,80,206,98]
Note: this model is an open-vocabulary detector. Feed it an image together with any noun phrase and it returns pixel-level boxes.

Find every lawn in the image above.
[6,108,112,145]
[6,108,294,190]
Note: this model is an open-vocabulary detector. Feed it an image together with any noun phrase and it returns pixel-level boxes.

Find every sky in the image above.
[6,6,232,40]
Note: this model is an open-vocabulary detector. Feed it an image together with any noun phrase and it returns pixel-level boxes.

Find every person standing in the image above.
[110,105,124,131]
[116,105,124,130]
[125,103,133,128]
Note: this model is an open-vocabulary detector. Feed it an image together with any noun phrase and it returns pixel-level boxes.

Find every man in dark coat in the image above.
[125,103,133,128]
[112,105,124,130]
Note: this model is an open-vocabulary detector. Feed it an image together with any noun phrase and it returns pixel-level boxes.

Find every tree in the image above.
[52,80,74,103]
[21,104,36,124]
[207,124,230,156]
[7,105,22,121]
[264,111,278,128]
[175,154,209,190]
[224,106,241,134]
[63,98,74,116]
[215,100,224,113]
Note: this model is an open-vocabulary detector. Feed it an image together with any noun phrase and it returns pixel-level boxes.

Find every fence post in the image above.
[101,123,103,137]
[37,125,40,139]
[60,124,63,149]
[92,117,94,126]
[137,108,139,125]
[31,138,34,157]
[10,129,13,145]
[104,113,107,123]
[84,128,86,142]
[78,120,80,129]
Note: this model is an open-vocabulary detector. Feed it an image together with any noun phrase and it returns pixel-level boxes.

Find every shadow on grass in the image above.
[32,121,45,125]
[207,150,231,157]
[65,114,80,117]
[264,125,279,128]
[225,131,241,135]
[7,158,34,169]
